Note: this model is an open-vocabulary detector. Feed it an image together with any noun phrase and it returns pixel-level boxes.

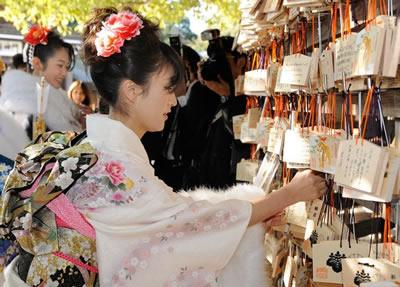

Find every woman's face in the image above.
[132,65,177,135]
[42,48,70,89]
[71,85,86,105]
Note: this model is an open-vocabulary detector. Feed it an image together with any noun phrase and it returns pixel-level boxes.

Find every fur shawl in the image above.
[0,69,82,132]
[0,109,29,159]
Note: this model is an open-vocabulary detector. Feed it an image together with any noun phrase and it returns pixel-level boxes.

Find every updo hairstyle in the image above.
[81,7,184,109]
[26,31,75,71]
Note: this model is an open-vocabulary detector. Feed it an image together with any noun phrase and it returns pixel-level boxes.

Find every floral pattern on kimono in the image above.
[67,152,144,208]
[68,114,254,286]
[26,228,97,287]
[0,154,16,272]
[0,131,99,286]
[107,199,242,286]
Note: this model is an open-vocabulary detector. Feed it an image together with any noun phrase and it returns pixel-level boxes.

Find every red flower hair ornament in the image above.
[23,25,51,69]
[24,25,51,46]
[95,11,144,58]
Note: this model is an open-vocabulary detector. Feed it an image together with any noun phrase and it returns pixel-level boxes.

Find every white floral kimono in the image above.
[2,114,268,287]
[67,114,267,287]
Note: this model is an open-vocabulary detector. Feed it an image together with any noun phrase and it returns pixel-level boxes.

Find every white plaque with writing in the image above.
[283,129,311,165]
[334,34,357,82]
[280,54,312,86]
[352,26,385,76]
[319,49,335,89]
[335,140,389,194]
[275,66,293,93]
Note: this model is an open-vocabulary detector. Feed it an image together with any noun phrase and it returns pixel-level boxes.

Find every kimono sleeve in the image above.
[80,174,253,286]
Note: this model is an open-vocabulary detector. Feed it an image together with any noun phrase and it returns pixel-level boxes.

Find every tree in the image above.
[0,0,240,36]
[162,18,197,43]
[177,18,197,42]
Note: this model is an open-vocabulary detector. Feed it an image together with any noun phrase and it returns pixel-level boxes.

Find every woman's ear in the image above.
[120,79,143,105]
[31,57,43,74]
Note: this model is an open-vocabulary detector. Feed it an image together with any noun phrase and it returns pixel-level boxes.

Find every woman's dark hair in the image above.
[82,7,184,108]
[26,32,75,71]
[79,82,91,106]
[12,53,25,69]
[182,45,200,75]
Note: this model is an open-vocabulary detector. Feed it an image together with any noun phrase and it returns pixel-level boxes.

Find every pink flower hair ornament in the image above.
[95,11,144,58]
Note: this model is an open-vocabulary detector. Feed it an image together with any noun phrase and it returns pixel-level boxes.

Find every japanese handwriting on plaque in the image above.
[335,140,389,194]
[334,35,357,81]
[280,54,312,86]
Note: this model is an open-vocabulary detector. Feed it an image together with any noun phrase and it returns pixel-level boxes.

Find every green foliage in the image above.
[161,18,198,43]
[0,0,241,36]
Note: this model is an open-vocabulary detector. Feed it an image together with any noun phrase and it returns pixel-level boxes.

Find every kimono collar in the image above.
[86,114,149,163]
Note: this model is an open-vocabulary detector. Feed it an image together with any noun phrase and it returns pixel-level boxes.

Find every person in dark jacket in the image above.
[142,45,220,191]
[198,37,250,189]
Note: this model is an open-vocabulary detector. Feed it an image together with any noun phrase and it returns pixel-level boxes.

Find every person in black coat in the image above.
[198,37,250,189]
[142,45,220,191]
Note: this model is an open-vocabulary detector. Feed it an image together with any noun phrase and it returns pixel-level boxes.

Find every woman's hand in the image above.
[286,170,326,203]
[249,169,325,226]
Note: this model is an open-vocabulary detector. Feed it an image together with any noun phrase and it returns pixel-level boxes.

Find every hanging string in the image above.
[357,86,375,144]
[331,3,338,43]
[312,15,315,50]
[327,92,337,134]
[367,0,377,28]
[250,144,257,161]
[262,96,273,118]
[348,91,354,136]
[264,47,270,69]
[272,39,278,63]
[341,90,355,138]
[343,0,352,37]
[291,32,297,54]
[379,0,388,15]
[376,85,390,147]
[307,95,317,131]
[383,203,393,261]
[279,30,285,63]
[302,20,307,54]
[251,50,260,70]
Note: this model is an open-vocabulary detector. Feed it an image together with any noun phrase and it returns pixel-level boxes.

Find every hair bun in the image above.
[81,7,118,65]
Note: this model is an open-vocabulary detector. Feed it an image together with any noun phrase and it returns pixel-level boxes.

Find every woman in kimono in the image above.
[2,8,325,287]
[76,8,324,286]
[0,26,82,139]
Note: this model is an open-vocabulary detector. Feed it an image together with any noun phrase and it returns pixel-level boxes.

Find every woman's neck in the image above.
[109,109,146,139]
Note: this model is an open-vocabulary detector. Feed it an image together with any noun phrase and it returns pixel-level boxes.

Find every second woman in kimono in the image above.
[0,26,82,139]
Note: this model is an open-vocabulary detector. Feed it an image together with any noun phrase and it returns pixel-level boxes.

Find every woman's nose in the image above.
[171,93,177,107]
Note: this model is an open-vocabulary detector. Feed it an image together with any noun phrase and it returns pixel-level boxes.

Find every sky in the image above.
[188,10,207,35]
